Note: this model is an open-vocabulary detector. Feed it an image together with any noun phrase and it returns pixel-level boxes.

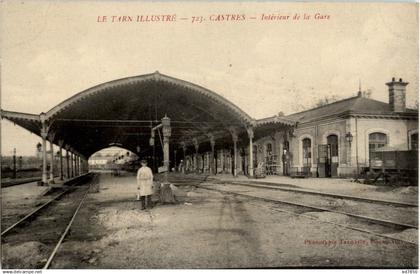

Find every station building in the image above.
[183,77,418,178]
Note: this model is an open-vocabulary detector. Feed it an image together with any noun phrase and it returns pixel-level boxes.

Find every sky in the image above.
[1,1,418,156]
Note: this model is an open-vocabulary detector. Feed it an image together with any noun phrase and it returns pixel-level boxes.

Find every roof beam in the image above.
[1,109,40,122]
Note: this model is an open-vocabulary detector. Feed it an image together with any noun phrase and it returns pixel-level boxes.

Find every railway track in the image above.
[170,176,417,227]
[200,181,418,227]
[1,174,94,232]
[1,174,96,269]
[228,180,418,207]
[197,183,418,246]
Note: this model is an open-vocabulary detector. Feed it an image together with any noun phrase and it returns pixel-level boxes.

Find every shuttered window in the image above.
[369,132,387,159]
[302,138,312,167]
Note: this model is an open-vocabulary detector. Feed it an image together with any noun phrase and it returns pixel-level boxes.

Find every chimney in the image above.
[386,77,408,112]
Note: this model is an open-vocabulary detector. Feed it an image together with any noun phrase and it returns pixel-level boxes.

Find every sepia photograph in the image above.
[0,0,418,270]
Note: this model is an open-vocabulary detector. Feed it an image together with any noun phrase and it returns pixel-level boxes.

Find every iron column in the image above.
[40,115,48,185]
[49,140,54,182]
[247,126,254,177]
[231,132,238,177]
[181,142,186,174]
[162,115,171,183]
[70,152,74,177]
[193,138,199,173]
[65,146,70,179]
[58,140,64,180]
[210,135,215,175]
[12,148,16,179]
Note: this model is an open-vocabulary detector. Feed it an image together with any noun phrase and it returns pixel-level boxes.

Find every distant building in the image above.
[88,147,138,169]
[88,158,110,165]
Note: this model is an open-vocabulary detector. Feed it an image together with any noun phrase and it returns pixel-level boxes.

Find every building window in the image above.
[327,134,339,158]
[302,138,312,167]
[266,143,272,156]
[369,132,387,158]
[411,132,418,150]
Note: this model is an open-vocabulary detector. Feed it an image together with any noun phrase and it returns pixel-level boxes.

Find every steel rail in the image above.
[254,200,419,247]
[43,183,91,269]
[199,185,417,229]
[223,182,418,228]
[228,181,418,207]
[198,185,418,246]
[1,174,91,236]
[1,189,71,236]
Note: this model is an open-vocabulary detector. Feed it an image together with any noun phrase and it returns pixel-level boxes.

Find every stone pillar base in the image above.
[159,183,176,204]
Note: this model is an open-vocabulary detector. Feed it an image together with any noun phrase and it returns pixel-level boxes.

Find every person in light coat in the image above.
[136,159,154,210]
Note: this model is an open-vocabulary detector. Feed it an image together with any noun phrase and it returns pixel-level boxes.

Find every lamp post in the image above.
[345,132,353,144]
[345,131,353,171]
[18,156,23,170]
[12,148,16,179]
[345,132,359,181]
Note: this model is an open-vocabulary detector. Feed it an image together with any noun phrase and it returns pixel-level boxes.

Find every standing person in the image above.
[136,159,154,210]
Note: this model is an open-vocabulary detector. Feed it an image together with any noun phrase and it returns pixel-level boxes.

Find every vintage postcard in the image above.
[0,0,418,271]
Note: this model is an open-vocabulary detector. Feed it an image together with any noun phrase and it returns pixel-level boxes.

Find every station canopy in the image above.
[1,72,294,158]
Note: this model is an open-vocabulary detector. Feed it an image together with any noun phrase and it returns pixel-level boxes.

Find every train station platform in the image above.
[2,181,51,230]
[207,174,418,206]
[2,181,49,204]
[48,173,416,268]
[2,176,80,225]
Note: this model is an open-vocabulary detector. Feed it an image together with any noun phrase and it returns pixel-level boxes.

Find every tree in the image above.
[288,85,309,112]
[362,89,372,98]
[313,95,340,107]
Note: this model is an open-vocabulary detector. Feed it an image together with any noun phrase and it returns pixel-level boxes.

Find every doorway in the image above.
[326,135,339,177]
